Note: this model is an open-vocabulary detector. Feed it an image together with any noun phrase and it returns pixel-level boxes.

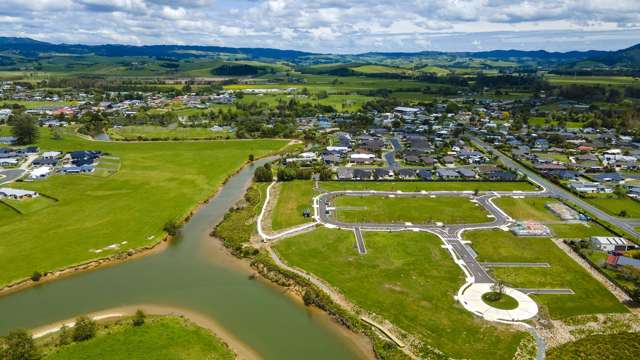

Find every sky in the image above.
[1,0,640,53]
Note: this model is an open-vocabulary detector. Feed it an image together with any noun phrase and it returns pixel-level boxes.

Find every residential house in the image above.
[396,168,417,180]
[353,169,373,181]
[417,169,432,180]
[374,168,393,180]
[437,168,459,180]
[591,237,635,252]
[0,188,38,200]
[337,168,354,180]
[456,168,476,179]
[568,180,612,194]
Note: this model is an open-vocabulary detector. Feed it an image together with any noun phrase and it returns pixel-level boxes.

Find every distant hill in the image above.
[588,43,640,67]
[0,37,638,70]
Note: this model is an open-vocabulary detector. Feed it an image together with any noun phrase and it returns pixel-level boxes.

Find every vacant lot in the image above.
[275,228,526,359]
[322,181,538,192]
[465,229,626,318]
[43,317,234,360]
[107,126,234,141]
[334,195,490,224]
[548,223,613,239]
[271,180,316,230]
[0,129,286,286]
[585,197,640,218]
[493,197,559,222]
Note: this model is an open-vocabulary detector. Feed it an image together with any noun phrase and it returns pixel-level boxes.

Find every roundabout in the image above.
[458,283,538,322]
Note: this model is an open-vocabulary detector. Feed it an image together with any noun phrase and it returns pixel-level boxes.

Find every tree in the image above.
[248,154,254,162]
[132,310,146,326]
[11,113,39,145]
[254,165,273,182]
[491,280,505,296]
[72,316,97,342]
[619,210,628,218]
[1,329,39,360]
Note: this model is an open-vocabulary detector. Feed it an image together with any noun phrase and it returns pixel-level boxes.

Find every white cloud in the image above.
[0,0,639,52]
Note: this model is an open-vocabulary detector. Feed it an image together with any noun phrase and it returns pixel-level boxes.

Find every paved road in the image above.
[0,169,26,185]
[517,288,575,295]
[470,136,640,239]
[383,137,402,170]
[481,262,551,268]
[353,227,367,254]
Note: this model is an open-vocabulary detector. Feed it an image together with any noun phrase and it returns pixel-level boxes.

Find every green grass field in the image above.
[0,128,286,286]
[1,196,57,214]
[465,229,627,318]
[546,332,640,360]
[584,197,640,218]
[333,195,490,224]
[275,228,526,359]
[493,197,559,222]
[548,223,613,239]
[42,317,234,360]
[107,126,234,141]
[321,181,538,192]
[545,75,640,86]
[270,180,316,230]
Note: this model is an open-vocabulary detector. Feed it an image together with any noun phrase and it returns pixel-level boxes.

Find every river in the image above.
[0,158,369,359]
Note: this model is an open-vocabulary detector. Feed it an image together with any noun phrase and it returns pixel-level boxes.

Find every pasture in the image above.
[0,128,286,286]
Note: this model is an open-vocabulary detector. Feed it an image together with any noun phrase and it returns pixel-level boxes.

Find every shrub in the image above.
[72,316,96,342]
[57,325,72,346]
[30,271,42,282]
[132,310,146,326]
[163,219,180,237]
[1,329,39,360]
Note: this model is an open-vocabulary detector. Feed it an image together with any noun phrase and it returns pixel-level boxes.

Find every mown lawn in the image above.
[584,197,640,218]
[334,195,490,224]
[0,129,286,286]
[321,181,538,192]
[43,317,234,360]
[465,229,627,318]
[275,228,526,359]
[546,332,640,360]
[493,197,559,222]
[271,180,316,230]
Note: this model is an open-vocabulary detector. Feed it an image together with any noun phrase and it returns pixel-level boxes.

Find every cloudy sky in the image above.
[1,0,640,53]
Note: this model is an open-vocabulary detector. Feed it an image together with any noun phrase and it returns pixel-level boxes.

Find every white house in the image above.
[0,188,39,200]
[42,151,62,159]
[591,236,635,252]
[568,180,612,194]
[29,166,53,180]
[327,146,350,153]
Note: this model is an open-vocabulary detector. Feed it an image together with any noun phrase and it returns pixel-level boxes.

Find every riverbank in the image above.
[0,149,281,297]
[30,305,260,360]
[210,179,399,359]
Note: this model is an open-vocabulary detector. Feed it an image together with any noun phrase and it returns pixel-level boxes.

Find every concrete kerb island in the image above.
[458,283,539,322]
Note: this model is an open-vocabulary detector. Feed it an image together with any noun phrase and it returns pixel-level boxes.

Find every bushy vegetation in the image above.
[546,332,640,360]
